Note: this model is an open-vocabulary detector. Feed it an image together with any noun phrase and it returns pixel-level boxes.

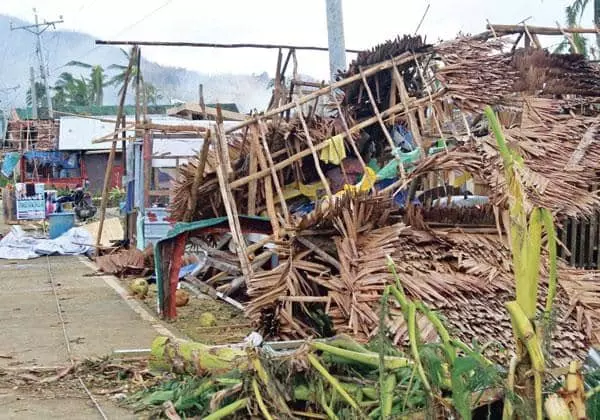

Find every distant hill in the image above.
[0,14,273,113]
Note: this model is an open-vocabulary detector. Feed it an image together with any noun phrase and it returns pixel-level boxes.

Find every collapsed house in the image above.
[150,26,600,364]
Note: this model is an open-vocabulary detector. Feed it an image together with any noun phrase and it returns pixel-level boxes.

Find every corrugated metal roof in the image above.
[58,116,238,165]
[15,103,240,119]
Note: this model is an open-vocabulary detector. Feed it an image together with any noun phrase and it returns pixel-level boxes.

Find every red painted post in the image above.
[164,232,188,320]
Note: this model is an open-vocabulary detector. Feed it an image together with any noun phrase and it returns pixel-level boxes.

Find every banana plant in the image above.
[484,106,561,420]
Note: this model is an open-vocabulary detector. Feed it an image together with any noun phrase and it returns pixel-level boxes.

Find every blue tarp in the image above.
[1,152,20,177]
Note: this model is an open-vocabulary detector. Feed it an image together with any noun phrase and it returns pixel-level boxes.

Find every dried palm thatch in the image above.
[246,195,593,363]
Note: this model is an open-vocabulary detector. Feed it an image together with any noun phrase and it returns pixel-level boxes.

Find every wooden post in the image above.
[121,115,128,242]
[95,45,137,251]
[198,83,206,119]
[143,130,153,208]
[294,100,333,199]
[184,130,211,221]
[213,106,253,279]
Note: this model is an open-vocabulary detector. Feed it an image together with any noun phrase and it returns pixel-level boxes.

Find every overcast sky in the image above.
[0,0,593,79]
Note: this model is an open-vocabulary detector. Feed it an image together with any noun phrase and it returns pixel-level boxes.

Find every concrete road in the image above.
[0,255,172,419]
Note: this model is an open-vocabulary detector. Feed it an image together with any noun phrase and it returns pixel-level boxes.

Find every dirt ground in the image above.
[138,284,252,345]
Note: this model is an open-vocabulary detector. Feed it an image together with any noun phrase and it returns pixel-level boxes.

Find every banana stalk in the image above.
[506,301,545,420]
[203,398,248,420]
[311,341,410,369]
[307,353,365,417]
[252,378,274,420]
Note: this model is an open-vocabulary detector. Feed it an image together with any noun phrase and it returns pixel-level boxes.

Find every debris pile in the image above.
[97,25,600,374]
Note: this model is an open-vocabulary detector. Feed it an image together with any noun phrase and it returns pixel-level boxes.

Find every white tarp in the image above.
[0,226,93,260]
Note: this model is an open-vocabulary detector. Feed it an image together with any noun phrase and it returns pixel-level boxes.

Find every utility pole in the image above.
[29,67,38,119]
[11,9,63,119]
[325,0,347,82]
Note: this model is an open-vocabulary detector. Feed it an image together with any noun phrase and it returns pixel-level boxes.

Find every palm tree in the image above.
[556,0,600,57]
[108,47,160,103]
[52,72,91,108]
[66,61,107,106]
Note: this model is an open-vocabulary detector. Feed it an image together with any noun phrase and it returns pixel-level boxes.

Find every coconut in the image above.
[175,289,190,307]
[130,278,149,298]
[199,312,217,327]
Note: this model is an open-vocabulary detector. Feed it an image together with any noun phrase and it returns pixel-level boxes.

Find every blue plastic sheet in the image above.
[1,152,20,177]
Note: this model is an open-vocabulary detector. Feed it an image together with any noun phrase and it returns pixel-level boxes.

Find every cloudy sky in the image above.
[0,0,593,79]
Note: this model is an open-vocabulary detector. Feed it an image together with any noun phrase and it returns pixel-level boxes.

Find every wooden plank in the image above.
[560,217,568,260]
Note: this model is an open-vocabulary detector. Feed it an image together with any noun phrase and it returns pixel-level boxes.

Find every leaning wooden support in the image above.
[213,107,253,280]
[184,130,211,222]
[95,46,137,251]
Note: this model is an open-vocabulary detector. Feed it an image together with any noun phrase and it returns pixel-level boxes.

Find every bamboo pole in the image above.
[257,120,290,222]
[390,58,423,150]
[96,39,362,53]
[333,98,367,172]
[250,126,280,236]
[294,100,333,199]
[230,90,445,189]
[359,67,406,179]
[213,107,253,280]
[184,130,211,222]
[95,46,137,250]
[488,23,600,35]
[247,137,258,216]
[225,51,427,134]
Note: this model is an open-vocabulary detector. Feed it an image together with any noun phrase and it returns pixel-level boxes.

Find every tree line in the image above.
[27,48,162,110]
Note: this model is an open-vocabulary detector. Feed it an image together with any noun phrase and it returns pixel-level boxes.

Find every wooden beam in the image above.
[230,89,445,189]
[95,39,363,53]
[488,23,600,35]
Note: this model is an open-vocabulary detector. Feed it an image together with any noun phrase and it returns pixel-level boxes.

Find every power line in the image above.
[11,9,63,118]
[53,0,175,72]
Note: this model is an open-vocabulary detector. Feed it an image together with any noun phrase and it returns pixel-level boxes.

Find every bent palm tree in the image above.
[557,0,600,57]
[66,61,108,106]
[108,47,161,103]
